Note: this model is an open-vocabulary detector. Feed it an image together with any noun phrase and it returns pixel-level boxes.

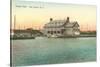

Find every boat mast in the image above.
[14,15,16,30]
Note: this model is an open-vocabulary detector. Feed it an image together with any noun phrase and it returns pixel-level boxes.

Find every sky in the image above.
[11,0,96,31]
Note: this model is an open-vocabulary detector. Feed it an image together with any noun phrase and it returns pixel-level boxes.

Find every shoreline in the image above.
[10,35,96,40]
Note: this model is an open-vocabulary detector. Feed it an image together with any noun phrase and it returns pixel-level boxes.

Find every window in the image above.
[61,29,65,34]
[57,31,60,33]
[54,31,56,33]
[48,31,50,33]
[51,31,53,34]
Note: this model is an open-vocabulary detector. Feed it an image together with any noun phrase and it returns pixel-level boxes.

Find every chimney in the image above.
[50,18,53,22]
[66,17,70,23]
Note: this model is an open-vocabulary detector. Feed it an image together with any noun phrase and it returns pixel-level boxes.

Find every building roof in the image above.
[13,30,32,33]
[65,22,79,28]
[44,20,79,28]
[13,29,43,34]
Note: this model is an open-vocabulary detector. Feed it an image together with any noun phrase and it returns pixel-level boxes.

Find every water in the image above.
[12,37,96,66]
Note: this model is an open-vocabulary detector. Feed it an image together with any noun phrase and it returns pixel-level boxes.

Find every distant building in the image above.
[43,17,80,37]
[12,29,43,37]
[13,30,34,37]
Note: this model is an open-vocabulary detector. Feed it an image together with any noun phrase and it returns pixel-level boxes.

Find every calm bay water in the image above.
[12,37,96,66]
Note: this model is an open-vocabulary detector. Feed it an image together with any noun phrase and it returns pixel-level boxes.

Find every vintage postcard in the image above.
[11,0,96,66]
